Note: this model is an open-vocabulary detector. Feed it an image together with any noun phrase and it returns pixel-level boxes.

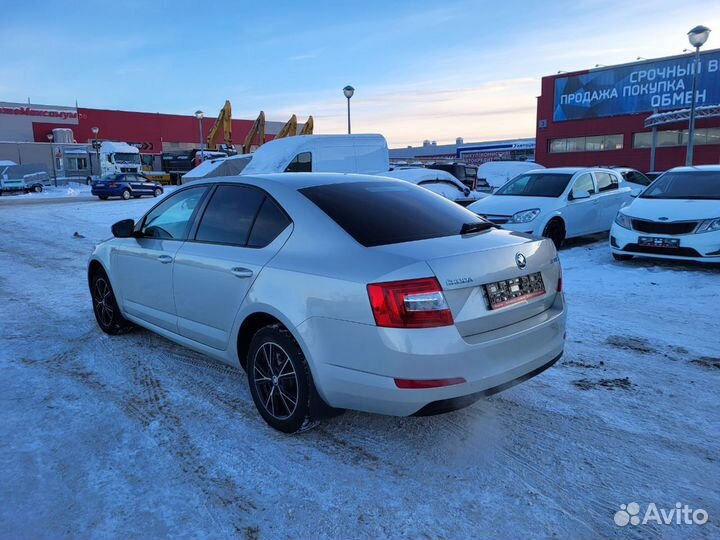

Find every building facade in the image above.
[536,49,720,171]
[389,137,536,164]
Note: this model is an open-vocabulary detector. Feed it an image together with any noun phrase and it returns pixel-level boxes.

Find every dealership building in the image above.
[389,137,536,164]
[536,49,720,171]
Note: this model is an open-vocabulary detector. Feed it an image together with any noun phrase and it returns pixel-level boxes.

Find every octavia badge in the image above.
[515,253,527,269]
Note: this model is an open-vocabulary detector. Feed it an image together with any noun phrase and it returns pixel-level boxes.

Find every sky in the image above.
[0,0,718,147]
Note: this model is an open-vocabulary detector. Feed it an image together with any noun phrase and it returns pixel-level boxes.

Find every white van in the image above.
[181,134,389,183]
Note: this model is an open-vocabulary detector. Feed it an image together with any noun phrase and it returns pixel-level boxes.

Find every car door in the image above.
[592,171,628,232]
[173,184,292,350]
[125,174,149,195]
[110,186,210,331]
[561,172,600,237]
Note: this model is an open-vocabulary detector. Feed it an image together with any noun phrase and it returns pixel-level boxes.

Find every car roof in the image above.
[667,165,720,172]
[531,167,611,174]
[186,172,402,190]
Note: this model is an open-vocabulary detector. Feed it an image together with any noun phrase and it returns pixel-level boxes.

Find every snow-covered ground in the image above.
[1,197,718,539]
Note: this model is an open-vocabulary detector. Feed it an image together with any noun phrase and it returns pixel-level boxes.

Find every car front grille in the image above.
[631,219,698,235]
[481,214,511,225]
[624,244,702,257]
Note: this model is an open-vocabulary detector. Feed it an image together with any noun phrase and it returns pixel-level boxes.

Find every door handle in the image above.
[231,267,254,278]
[157,255,173,264]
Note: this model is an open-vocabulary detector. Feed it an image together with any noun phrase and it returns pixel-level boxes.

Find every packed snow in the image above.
[0,196,718,539]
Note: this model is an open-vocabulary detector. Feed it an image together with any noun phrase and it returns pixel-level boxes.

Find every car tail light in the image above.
[557,276,562,292]
[367,277,453,328]
[394,377,466,389]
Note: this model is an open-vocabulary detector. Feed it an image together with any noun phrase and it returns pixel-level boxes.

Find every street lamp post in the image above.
[195,110,204,162]
[686,25,711,166]
[47,133,57,186]
[343,85,354,134]
[91,126,100,179]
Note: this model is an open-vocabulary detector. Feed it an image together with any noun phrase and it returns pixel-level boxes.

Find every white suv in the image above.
[468,167,636,247]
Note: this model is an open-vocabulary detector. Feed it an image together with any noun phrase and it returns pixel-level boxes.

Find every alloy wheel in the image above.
[93,277,114,328]
[252,342,298,420]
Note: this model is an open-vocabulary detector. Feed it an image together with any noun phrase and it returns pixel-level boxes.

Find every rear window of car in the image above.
[299,181,484,247]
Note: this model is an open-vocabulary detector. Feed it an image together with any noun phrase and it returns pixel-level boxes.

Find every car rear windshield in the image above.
[495,173,573,197]
[299,181,485,247]
[640,171,720,199]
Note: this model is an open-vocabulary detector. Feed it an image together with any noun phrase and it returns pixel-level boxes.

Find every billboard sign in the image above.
[0,102,79,124]
[553,50,720,121]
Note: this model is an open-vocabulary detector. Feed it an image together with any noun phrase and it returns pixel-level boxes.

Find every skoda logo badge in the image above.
[515,253,527,269]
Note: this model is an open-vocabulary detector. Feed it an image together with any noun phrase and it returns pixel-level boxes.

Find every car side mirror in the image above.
[570,190,591,200]
[630,188,642,198]
[111,219,136,238]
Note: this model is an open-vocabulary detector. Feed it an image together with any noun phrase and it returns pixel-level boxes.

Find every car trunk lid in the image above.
[372,230,561,337]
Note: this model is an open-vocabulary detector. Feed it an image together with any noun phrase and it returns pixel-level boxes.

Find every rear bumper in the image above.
[297,294,566,416]
[610,223,720,262]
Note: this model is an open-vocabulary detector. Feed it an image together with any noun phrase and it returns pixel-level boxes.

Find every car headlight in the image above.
[696,217,720,234]
[510,208,540,224]
[614,211,632,229]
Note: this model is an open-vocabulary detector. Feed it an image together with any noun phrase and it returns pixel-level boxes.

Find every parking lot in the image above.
[1,195,718,539]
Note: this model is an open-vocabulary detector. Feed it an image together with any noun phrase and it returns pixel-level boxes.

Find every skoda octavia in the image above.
[88,174,565,433]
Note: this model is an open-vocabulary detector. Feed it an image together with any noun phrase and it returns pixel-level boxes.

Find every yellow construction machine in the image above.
[206,100,234,153]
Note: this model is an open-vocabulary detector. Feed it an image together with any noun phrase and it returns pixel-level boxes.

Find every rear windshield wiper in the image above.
[460,221,497,234]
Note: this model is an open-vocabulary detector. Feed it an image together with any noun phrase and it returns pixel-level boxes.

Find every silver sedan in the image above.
[88,173,566,433]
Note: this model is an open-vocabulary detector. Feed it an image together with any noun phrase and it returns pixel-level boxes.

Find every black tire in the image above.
[613,253,634,261]
[153,188,163,197]
[90,269,134,335]
[86,177,92,186]
[98,195,108,200]
[247,325,319,433]
[33,184,43,193]
[542,219,565,249]
[121,189,131,200]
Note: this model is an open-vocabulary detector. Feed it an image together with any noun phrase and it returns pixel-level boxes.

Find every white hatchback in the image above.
[610,166,720,263]
[468,167,636,247]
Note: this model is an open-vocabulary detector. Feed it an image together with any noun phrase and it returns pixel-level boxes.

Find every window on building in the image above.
[548,134,623,153]
[633,127,720,149]
[67,157,88,170]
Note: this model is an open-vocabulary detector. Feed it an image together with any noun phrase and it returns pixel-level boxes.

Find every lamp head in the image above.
[688,25,711,48]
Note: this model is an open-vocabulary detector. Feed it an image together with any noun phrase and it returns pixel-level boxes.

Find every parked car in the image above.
[476,161,545,192]
[88,174,566,433]
[610,165,720,263]
[468,167,637,248]
[425,162,479,191]
[599,166,653,187]
[381,168,486,206]
[91,173,164,200]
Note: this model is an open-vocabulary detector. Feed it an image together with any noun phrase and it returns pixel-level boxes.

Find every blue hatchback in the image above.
[91,173,164,200]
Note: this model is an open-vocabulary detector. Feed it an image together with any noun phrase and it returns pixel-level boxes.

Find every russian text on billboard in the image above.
[553,50,720,121]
